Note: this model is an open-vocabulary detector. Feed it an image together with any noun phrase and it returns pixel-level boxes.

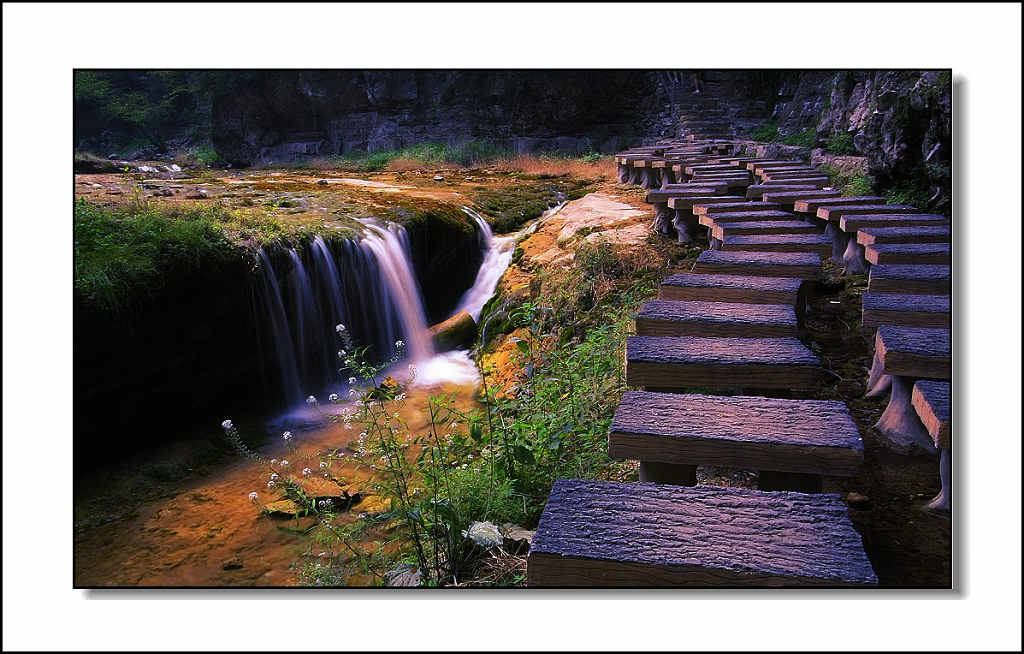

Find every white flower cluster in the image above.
[327,393,339,403]
[306,395,318,407]
[462,521,504,548]
[248,492,259,502]
[221,419,233,431]
[282,431,293,441]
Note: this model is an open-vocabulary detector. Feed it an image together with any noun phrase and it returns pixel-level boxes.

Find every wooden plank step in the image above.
[862,293,951,329]
[694,250,821,279]
[760,178,829,188]
[747,184,817,200]
[527,479,878,587]
[868,264,951,295]
[693,201,780,215]
[912,381,951,448]
[793,196,884,214]
[762,171,826,181]
[636,300,798,338]
[840,213,950,232]
[856,225,951,245]
[712,220,819,239]
[749,161,803,172]
[658,273,804,306]
[645,188,722,203]
[626,335,822,390]
[685,164,744,174]
[667,195,744,210]
[721,233,832,258]
[874,326,951,379]
[864,243,951,265]
[762,189,841,205]
[699,212,795,227]
[816,204,917,221]
[609,391,863,476]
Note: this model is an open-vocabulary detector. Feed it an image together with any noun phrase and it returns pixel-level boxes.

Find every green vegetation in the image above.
[471,179,589,233]
[750,121,781,142]
[782,128,817,147]
[825,131,858,155]
[821,165,876,196]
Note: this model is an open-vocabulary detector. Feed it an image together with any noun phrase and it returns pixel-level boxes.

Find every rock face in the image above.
[211,71,666,166]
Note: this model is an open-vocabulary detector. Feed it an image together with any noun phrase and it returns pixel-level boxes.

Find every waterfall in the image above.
[255,250,303,404]
[454,207,518,321]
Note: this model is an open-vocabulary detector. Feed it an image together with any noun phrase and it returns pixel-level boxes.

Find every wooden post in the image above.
[842,238,870,275]
[923,447,951,518]
[639,461,697,486]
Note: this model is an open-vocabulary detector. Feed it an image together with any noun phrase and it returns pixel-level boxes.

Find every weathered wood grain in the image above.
[527,479,878,587]
[713,220,819,239]
[856,225,951,245]
[699,210,795,226]
[816,204,917,220]
[875,326,951,379]
[912,380,951,449]
[636,300,798,338]
[609,391,863,475]
[868,264,951,295]
[626,335,822,390]
[693,201,780,215]
[658,273,803,306]
[746,184,817,200]
[644,188,720,203]
[750,161,804,173]
[793,196,884,214]
[840,213,949,232]
[686,163,744,175]
[694,250,821,279]
[722,233,832,258]
[862,293,951,329]
[763,174,828,183]
[667,194,742,210]
[760,178,829,188]
[762,189,841,205]
[864,243,951,265]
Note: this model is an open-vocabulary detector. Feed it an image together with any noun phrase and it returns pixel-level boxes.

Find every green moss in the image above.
[471,178,590,233]
[750,122,781,142]
[825,131,858,155]
[781,128,816,147]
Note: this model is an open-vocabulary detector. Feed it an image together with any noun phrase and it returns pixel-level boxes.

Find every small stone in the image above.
[433,174,444,181]
[222,556,244,570]
[317,179,329,185]
[846,492,871,508]
[185,189,209,200]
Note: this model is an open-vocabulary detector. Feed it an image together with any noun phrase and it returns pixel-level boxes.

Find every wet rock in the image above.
[222,556,244,570]
[317,179,329,185]
[433,174,444,181]
[384,565,421,587]
[185,189,209,200]
[152,188,173,197]
[428,310,477,351]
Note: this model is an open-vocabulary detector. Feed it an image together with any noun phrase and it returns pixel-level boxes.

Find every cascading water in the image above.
[454,207,518,321]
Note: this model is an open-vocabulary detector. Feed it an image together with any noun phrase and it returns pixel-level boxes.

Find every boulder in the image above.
[428,310,477,352]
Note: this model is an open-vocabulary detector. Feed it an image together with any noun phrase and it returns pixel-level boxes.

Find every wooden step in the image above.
[874,326,951,379]
[862,293,951,329]
[527,479,878,587]
[658,273,804,306]
[816,204,917,221]
[636,300,798,338]
[626,335,822,390]
[712,220,819,239]
[840,213,949,232]
[698,210,796,226]
[864,243,951,265]
[645,188,723,203]
[685,164,744,175]
[792,196,884,214]
[763,173,828,182]
[911,381,951,448]
[694,250,821,279]
[667,195,744,210]
[762,189,841,205]
[609,391,863,475]
[856,225,951,245]
[693,201,780,215]
[746,184,817,200]
[750,161,804,173]
[760,178,829,189]
[868,264,951,295]
[721,233,832,258]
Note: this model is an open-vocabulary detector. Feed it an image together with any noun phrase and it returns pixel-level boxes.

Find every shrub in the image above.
[750,122,781,142]
[826,131,858,155]
[782,128,816,147]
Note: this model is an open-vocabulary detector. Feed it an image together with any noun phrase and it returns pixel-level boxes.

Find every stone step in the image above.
[762,189,842,205]
[658,273,804,306]
[839,213,950,232]
[816,204,917,221]
[527,479,877,587]
[636,300,798,338]
[856,225,951,245]
[746,184,818,200]
[699,211,805,227]
[712,220,820,240]
[862,293,951,329]
[693,200,780,215]
[625,335,822,391]
[912,380,951,449]
[694,250,821,279]
[792,196,884,214]
[609,391,863,476]
[874,325,951,379]
[864,243,951,265]
[868,264,951,295]
[721,233,832,258]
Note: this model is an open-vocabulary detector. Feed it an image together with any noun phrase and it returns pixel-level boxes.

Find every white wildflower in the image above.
[348,388,357,398]
[395,340,404,349]
[348,377,356,385]
[302,467,312,477]
[335,324,346,333]
[306,395,318,407]
[462,521,504,548]
[282,431,292,441]
[319,461,329,469]
[280,460,289,467]
[270,458,278,465]
[328,393,339,403]
[221,419,233,430]
[267,480,276,488]
[248,492,259,502]
[270,473,279,481]
[395,393,406,401]
[337,350,345,359]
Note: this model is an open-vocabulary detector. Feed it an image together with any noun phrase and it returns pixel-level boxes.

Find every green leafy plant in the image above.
[825,131,857,155]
